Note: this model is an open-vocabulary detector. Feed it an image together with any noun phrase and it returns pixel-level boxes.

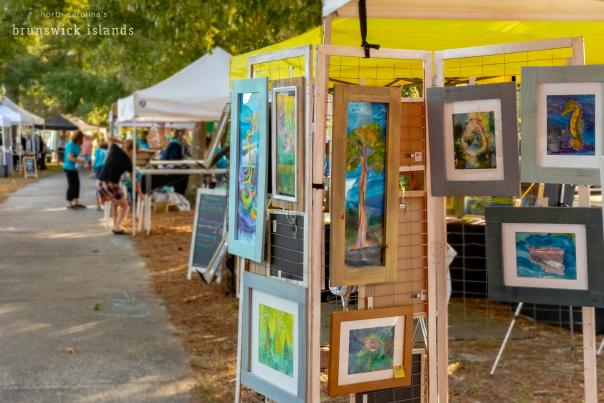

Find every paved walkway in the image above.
[0,173,195,403]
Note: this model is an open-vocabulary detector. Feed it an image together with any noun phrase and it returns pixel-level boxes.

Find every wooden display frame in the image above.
[271,77,305,210]
[328,305,414,396]
[330,85,400,286]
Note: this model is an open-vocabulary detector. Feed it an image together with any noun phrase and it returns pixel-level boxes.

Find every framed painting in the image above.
[427,82,519,196]
[331,85,400,286]
[486,207,604,307]
[521,65,604,185]
[328,306,414,396]
[240,271,306,403]
[271,77,305,210]
[228,78,269,262]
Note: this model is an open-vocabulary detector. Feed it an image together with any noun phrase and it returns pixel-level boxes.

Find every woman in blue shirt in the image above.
[64,131,85,209]
[93,142,108,211]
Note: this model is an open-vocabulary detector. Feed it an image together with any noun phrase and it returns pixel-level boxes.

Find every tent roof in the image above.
[0,97,44,126]
[323,0,604,21]
[230,19,604,80]
[36,115,78,131]
[65,115,102,134]
[0,104,21,126]
[118,47,231,123]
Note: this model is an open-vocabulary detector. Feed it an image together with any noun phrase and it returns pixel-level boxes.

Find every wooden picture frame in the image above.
[241,271,306,403]
[427,82,520,196]
[228,78,269,262]
[486,207,604,307]
[328,306,414,396]
[271,77,305,210]
[521,65,604,185]
[187,188,228,282]
[331,85,400,286]
[22,156,37,178]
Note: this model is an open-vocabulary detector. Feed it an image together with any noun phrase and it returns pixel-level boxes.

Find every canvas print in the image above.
[515,232,577,281]
[237,92,260,241]
[347,326,395,375]
[452,111,497,169]
[275,89,297,198]
[258,303,294,377]
[546,94,596,156]
[345,101,387,267]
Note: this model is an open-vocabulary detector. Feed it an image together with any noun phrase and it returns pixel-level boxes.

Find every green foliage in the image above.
[346,122,386,173]
[0,0,321,124]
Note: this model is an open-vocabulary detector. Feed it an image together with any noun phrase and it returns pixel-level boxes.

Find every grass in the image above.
[0,162,61,204]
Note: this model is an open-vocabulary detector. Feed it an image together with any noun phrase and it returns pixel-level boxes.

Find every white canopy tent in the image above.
[117,47,231,123]
[0,97,44,126]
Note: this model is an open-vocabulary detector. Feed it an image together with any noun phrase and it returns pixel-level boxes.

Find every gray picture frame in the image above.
[486,207,604,307]
[241,271,306,403]
[427,82,520,196]
[520,65,604,185]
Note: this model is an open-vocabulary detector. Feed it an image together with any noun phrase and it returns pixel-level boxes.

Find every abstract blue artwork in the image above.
[515,232,577,280]
[546,94,596,156]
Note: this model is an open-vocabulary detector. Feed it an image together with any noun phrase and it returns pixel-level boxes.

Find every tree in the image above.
[346,122,385,249]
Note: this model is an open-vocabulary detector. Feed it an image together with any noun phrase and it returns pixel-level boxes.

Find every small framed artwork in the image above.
[331,85,400,285]
[240,271,306,403]
[271,77,305,210]
[486,207,604,307]
[228,78,269,262]
[521,65,604,185]
[427,82,519,196]
[328,306,414,396]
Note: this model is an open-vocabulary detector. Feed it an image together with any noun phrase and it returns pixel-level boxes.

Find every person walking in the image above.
[81,134,93,169]
[64,131,86,209]
[97,139,143,235]
[93,141,108,211]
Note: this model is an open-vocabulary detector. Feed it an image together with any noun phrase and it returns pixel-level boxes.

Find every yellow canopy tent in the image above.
[230,18,604,80]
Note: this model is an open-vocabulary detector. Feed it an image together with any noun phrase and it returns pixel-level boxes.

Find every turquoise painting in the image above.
[237,92,260,241]
[345,101,387,267]
[348,326,395,375]
[515,232,577,280]
[546,94,595,156]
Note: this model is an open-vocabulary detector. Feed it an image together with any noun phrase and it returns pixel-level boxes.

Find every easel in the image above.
[489,185,597,402]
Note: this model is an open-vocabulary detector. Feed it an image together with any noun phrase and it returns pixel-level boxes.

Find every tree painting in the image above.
[345,101,387,267]
[258,304,294,377]
[275,90,297,197]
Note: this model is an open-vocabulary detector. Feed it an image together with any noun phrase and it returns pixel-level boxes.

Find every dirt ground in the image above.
[130,211,239,403]
[0,163,60,203]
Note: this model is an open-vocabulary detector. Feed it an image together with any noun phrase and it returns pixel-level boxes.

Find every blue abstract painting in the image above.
[515,232,577,280]
[345,101,387,267]
[546,94,596,156]
[237,92,260,241]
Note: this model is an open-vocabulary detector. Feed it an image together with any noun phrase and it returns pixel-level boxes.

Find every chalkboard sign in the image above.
[269,211,304,283]
[22,156,37,178]
[187,188,228,282]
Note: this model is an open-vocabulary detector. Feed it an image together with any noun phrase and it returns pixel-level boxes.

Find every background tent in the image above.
[118,47,231,123]
[0,97,44,126]
[36,115,78,131]
[0,104,21,126]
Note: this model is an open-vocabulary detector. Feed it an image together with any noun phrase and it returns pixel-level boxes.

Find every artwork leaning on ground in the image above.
[486,207,604,307]
[328,306,413,396]
[240,272,306,403]
[228,78,268,262]
[331,85,400,285]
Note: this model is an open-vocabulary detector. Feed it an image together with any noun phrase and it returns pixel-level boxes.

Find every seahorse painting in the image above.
[452,111,497,169]
[546,94,595,156]
[237,92,260,241]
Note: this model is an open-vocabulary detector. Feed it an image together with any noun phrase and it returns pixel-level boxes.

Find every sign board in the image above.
[188,188,228,282]
[22,156,37,178]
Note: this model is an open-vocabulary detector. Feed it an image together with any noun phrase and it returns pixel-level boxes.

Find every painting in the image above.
[486,207,604,307]
[228,78,268,262]
[345,101,387,267]
[241,271,306,403]
[348,326,395,375]
[331,85,400,286]
[328,306,413,396]
[452,111,497,169]
[521,65,604,185]
[258,304,294,376]
[427,83,519,196]
[271,77,305,209]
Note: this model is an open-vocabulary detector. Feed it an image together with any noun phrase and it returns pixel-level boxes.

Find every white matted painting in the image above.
[537,82,603,169]
[443,98,504,182]
[250,288,299,395]
[502,222,588,290]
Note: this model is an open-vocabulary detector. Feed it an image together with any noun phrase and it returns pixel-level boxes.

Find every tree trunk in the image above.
[355,150,368,249]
